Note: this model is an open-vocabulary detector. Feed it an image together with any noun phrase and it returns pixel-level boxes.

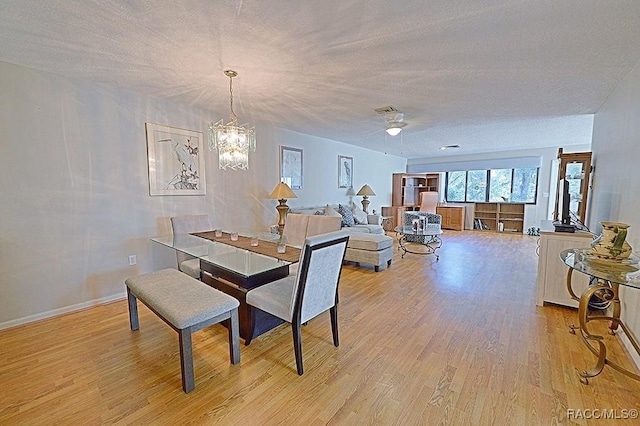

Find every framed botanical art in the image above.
[145,123,206,196]
[280,146,303,189]
[338,155,353,188]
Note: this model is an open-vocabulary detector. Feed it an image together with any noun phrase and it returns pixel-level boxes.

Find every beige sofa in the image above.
[289,205,384,235]
[283,211,393,272]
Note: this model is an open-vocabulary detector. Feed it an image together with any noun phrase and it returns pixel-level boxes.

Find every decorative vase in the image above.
[590,222,632,260]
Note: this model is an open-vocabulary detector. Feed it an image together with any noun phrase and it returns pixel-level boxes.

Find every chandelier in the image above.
[208,70,256,170]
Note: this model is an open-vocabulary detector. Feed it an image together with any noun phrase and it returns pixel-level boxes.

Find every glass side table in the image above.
[394,225,443,260]
[560,248,640,384]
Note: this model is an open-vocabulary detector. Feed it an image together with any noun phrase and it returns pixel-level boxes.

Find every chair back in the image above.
[282,213,310,247]
[419,191,439,213]
[170,215,212,265]
[291,231,349,323]
[306,215,342,238]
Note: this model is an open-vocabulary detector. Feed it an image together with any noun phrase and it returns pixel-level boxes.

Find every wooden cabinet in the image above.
[536,231,593,308]
[436,206,464,231]
[387,173,440,228]
[553,148,592,224]
[473,202,525,233]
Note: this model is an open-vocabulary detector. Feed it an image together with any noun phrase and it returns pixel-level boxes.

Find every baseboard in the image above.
[0,292,127,331]
[618,332,640,372]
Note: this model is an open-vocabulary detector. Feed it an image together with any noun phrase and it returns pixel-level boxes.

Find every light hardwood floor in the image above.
[1,231,639,425]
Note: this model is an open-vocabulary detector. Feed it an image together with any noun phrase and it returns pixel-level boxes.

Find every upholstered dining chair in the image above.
[246,230,349,375]
[170,215,212,279]
[419,191,439,214]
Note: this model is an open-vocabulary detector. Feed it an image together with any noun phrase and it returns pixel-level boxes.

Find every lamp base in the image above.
[361,196,370,214]
[276,200,290,235]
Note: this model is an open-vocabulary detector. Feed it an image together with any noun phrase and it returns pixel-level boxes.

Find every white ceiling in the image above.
[2,0,640,158]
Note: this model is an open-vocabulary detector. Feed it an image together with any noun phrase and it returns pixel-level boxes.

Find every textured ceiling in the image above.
[1,0,640,158]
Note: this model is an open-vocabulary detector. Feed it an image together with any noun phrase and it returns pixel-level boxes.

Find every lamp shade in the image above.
[345,187,356,196]
[356,184,376,197]
[269,182,297,199]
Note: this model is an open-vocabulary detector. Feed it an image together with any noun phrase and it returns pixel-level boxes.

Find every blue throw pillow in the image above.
[337,204,356,227]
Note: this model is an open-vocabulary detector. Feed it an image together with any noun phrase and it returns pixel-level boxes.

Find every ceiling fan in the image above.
[374,106,407,136]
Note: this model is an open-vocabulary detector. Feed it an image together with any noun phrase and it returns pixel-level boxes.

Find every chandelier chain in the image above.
[228,74,237,122]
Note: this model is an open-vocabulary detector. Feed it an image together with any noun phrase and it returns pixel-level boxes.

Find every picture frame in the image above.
[280,146,303,189]
[145,123,206,196]
[338,155,353,188]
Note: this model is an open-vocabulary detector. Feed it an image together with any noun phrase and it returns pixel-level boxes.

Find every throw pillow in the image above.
[351,205,368,225]
[337,204,356,227]
[324,205,342,217]
[313,210,324,215]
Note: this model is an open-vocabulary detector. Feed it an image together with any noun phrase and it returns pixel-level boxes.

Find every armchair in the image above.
[419,191,439,213]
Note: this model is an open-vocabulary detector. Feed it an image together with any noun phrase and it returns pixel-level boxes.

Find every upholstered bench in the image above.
[125,268,240,393]
[344,233,394,272]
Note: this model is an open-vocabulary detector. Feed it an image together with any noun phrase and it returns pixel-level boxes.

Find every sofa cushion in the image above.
[324,205,342,217]
[351,205,368,224]
[337,204,356,227]
[347,233,393,251]
[342,224,384,234]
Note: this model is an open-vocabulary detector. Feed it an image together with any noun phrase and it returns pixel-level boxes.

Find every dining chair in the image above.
[245,230,349,375]
[419,191,439,213]
[170,215,212,279]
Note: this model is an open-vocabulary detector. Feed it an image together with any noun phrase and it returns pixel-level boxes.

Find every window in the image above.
[489,169,512,202]
[467,170,487,202]
[445,167,538,203]
[445,171,466,201]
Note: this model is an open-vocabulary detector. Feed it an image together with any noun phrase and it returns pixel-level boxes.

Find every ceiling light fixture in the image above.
[386,124,404,136]
[440,144,461,150]
[375,106,407,136]
[208,70,256,170]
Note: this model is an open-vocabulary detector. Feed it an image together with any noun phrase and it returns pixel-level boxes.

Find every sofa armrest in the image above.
[367,214,381,225]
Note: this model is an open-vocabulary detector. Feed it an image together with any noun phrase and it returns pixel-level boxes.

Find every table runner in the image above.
[191,231,300,263]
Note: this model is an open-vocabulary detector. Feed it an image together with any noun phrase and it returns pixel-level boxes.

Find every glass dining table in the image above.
[152,233,298,344]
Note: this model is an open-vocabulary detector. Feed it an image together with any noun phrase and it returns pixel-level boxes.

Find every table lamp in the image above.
[356,184,376,213]
[269,182,297,235]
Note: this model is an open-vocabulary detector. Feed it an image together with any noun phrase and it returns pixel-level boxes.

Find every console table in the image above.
[561,248,640,384]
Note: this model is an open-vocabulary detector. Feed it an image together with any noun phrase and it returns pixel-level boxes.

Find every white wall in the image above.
[407,144,592,232]
[590,58,640,365]
[0,61,405,328]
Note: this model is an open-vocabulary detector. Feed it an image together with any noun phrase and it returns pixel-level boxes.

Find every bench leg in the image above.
[178,327,195,393]
[126,287,139,331]
[228,308,240,365]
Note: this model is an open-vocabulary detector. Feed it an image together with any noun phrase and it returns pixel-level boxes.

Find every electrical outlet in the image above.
[129,255,137,266]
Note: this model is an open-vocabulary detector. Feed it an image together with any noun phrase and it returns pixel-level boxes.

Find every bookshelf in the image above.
[387,173,440,228]
[473,202,525,233]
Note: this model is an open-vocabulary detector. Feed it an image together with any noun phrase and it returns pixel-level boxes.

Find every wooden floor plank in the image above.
[1,231,639,425]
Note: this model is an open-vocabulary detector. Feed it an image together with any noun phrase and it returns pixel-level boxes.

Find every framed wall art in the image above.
[280,146,303,189]
[145,123,206,196]
[338,155,353,188]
